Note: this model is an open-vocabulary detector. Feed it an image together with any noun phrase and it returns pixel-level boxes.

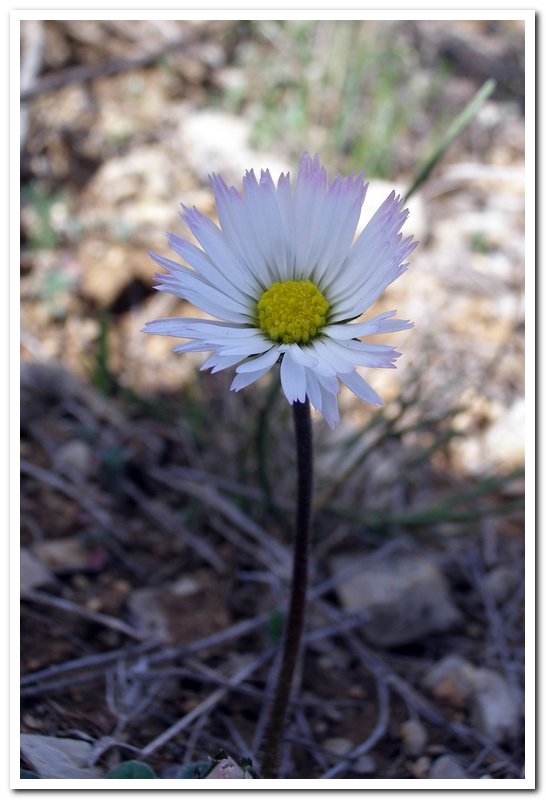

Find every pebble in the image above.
[409,755,431,778]
[353,754,377,775]
[423,655,521,742]
[33,537,104,573]
[323,737,352,756]
[20,548,54,592]
[470,667,521,743]
[422,655,476,707]
[399,719,428,756]
[56,439,93,476]
[179,110,289,185]
[330,553,460,647]
[482,565,520,604]
[429,754,468,779]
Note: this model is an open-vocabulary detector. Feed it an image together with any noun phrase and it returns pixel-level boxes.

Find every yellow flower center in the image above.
[256,280,330,344]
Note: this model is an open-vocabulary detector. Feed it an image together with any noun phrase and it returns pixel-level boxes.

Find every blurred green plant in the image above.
[35,266,77,321]
[106,760,156,778]
[470,231,493,253]
[233,20,452,178]
[89,312,118,396]
[22,183,64,250]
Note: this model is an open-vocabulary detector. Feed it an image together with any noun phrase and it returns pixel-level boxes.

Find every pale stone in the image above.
[330,554,460,647]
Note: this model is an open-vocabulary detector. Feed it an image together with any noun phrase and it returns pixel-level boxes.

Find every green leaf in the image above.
[405,79,497,200]
[106,760,156,778]
[20,769,40,779]
[176,760,213,778]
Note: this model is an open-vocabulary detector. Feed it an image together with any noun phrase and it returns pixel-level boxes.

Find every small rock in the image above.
[330,554,460,647]
[470,668,520,742]
[323,737,352,756]
[20,734,102,778]
[408,755,431,778]
[423,656,521,742]
[482,565,520,604]
[353,754,376,775]
[56,439,93,476]
[169,576,201,597]
[128,587,171,642]
[399,719,428,756]
[179,110,289,185]
[20,548,54,592]
[429,754,468,779]
[180,111,251,182]
[422,655,476,708]
[33,537,105,573]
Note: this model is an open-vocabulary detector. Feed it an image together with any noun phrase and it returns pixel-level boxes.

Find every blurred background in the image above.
[20,19,525,780]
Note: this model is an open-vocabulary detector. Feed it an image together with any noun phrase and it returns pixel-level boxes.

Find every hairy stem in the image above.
[260,399,313,778]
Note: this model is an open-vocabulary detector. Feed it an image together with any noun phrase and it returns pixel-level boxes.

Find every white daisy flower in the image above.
[143,153,417,428]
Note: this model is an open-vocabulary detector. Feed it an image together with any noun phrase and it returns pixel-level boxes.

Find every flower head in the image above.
[143,154,417,428]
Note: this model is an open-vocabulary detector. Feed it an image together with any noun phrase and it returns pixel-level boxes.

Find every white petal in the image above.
[320,388,340,428]
[309,339,356,374]
[325,188,416,320]
[236,347,280,373]
[181,204,263,294]
[285,343,319,368]
[167,233,255,304]
[322,337,400,369]
[231,364,276,391]
[151,252,253,323]
[322,311,413,340]
[200,352,245,373]
[172,340,214,353]
[217,338,274,356]
[280,350,307,403]
[340,370,384,406]
[304,369,323,412]
[209,174,276,286]
[143,318,259,339]
[292,154,366,284]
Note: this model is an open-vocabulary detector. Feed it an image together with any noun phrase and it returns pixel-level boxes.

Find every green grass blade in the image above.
[405,78,496,200]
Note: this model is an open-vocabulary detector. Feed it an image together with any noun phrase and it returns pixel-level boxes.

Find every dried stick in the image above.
[20,25,213,101]
[21,589,149,641]
[140,650,275,757]
[124,480,225,573]
[150,467,289,569]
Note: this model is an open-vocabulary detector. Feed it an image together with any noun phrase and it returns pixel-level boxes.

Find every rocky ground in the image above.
[20,20,525,780]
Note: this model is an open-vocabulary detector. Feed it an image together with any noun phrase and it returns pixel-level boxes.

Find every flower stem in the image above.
[260,399,313,778]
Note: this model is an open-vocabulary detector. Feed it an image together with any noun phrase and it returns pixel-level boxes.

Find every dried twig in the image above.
[20,20,44,146]
[20,25,214,101]
[21,459,113,530]
[150,468,289,570]
[140,650,275,757]
[124,480,225,574]
[20,641,156,687]
[22,588,150,642]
